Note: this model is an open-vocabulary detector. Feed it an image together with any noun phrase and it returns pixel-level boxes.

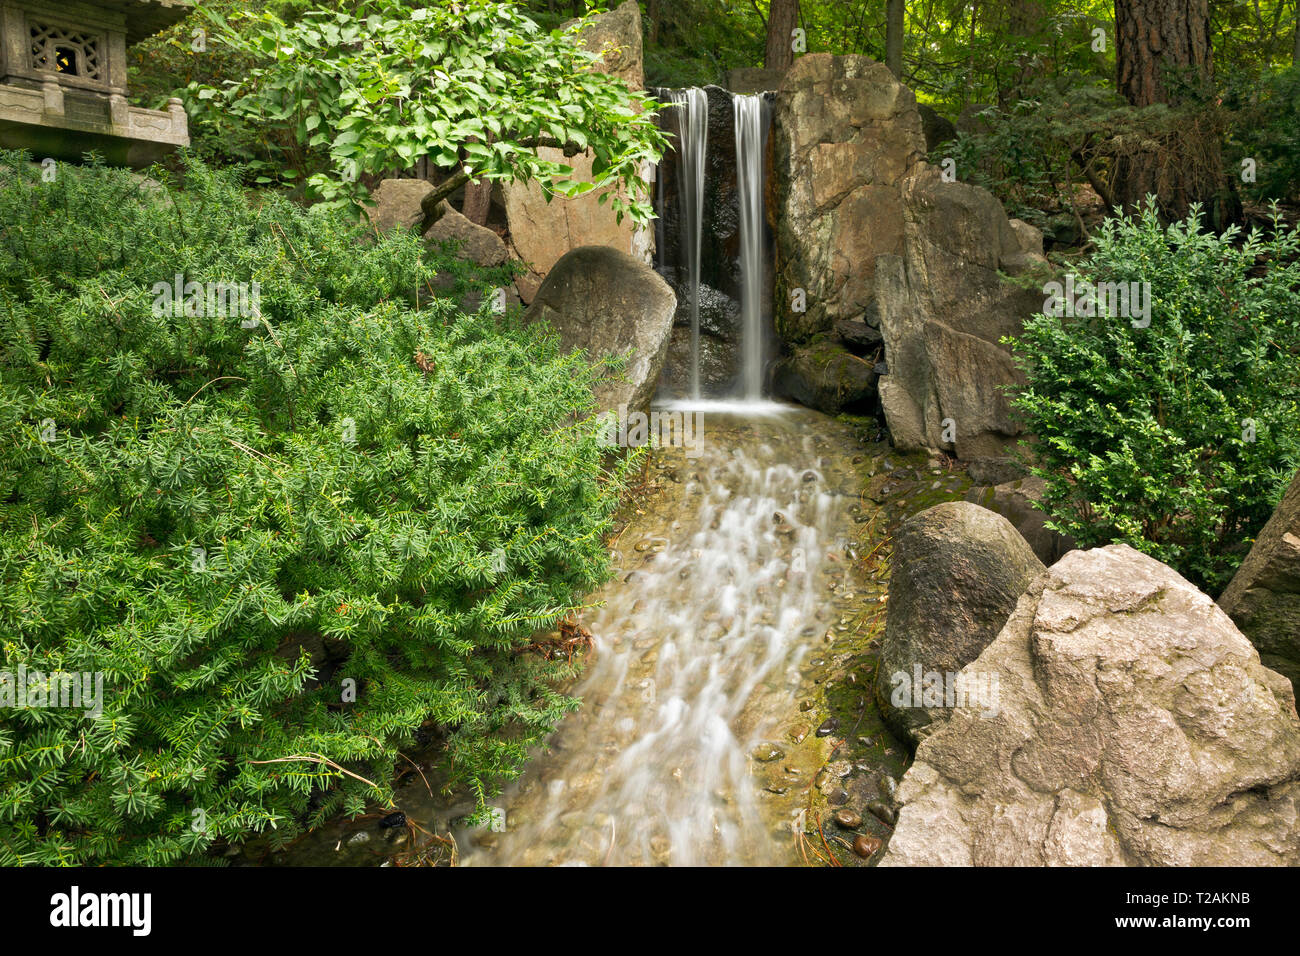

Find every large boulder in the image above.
[503,0,652,303]
[771,55,1051,457]
[964,476,1076,567]
[875,501,1045,745]
[522,246,675,415]
[881,544,1300,866]
[771,339,877,415]
[1220,469,1300,690]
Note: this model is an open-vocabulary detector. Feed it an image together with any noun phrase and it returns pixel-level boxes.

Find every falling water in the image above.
[733,93,771,402]
[667,88,708,399]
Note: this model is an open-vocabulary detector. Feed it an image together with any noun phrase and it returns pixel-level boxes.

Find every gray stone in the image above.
[881,544,1300,866]
[916,103,956,152]
[724,67,787,94]
[1220,468,1300,690]
[964,476,1076,566]
[523,246,675,415]
[875,501,1045,745]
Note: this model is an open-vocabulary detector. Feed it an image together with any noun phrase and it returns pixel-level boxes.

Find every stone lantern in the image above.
[0,0,191,166]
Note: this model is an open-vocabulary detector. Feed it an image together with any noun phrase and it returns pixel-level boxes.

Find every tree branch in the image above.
[418,137,591,231]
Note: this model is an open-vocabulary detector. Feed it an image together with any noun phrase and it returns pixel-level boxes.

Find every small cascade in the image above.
[666,88,708,398]
[733,93,771,402]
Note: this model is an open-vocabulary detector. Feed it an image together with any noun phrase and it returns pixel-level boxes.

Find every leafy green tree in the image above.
[1008,202,1300,592]
[192,0,667,217]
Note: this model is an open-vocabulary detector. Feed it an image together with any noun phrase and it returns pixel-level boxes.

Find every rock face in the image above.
[876,501,1045,745]
[423,200,509,267]
[772,55,924,344]
[875,167,1047,459]
[366,178,435,234]
[964,475,1076,567]
[881,544,1300,866]
[504,0,652,303]
[1220,468,1300,690]
[771,54,1049,460]
[522,246,675,415]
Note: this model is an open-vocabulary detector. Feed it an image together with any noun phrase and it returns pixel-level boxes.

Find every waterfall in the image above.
[667,88,708,398]
[733,93,770,402]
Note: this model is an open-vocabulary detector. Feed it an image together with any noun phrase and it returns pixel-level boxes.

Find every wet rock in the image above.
[867,800,897,827]
[852,834,883,858]
[814,717,840,738]
[834,808,863,829]
[378,811,406,829]
[751,743,785,763]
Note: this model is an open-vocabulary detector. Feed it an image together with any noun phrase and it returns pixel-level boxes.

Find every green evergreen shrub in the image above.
[0,153,636,864]
[1009,201,1300,592]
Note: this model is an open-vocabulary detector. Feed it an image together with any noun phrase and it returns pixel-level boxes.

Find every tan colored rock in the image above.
[366,178,435,234]
[771,54,925,343]
[504,0,652,303]
[881,544,1300,866]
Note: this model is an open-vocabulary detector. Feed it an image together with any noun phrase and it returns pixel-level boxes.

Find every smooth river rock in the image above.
[881,544,1300,866]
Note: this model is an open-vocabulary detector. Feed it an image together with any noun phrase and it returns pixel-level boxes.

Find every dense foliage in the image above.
[185,0,666,216]
[0,153,636,864]
[1009,202,1300,592]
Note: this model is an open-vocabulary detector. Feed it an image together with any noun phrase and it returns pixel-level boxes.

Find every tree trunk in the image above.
[765,0,800,72]
[461,179,492,226]
[1115,0,1212,108]
[1294,3,1300,66]
[885,0,904,78]
[1112,0,1239,227]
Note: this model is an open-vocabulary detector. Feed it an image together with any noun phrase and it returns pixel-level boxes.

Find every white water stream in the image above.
[460,408,875,866]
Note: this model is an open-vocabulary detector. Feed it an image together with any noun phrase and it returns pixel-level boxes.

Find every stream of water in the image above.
[455,405,880,866]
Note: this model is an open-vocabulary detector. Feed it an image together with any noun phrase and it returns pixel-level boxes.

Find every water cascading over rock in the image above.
[654,86,775,401]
